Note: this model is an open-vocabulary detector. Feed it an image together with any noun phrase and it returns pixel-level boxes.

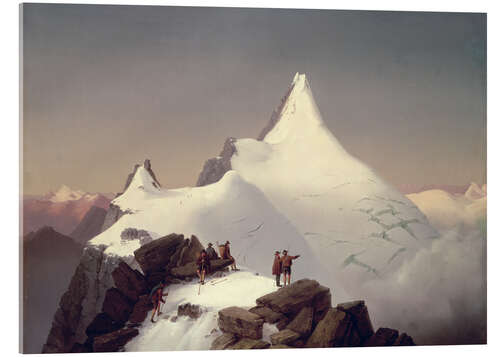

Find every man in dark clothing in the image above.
[206,243,219,260]
[272,251,282,287]
[223,241,238,271]
[150,281,168,323]
[280,250,300,286]
[196,249,211,285]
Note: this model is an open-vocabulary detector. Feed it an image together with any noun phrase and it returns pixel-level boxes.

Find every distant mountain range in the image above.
[22,185,111,237]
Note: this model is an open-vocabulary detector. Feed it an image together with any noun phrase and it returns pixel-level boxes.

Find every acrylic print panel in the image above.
[20,3,486,353]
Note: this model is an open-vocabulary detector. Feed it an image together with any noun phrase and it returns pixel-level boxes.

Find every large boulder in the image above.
[218,307,264,340]
[210,333,238,350]
[228,338,270,350]
[133,233,185,274]
[362,328,399,347]
[111,261,148,302]
[177,235,204,266]
[336,300,374,341]
[256,279,331,320]
[270,329,301,345]
[305,308,351,348]
[286,306,314,337]
[170,259,233,279]
[128,295,153,324]
[248,306,286,324]
[92,327,139,352]
[101,288,134,324]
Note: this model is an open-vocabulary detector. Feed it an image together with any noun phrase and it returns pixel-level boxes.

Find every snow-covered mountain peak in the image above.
[46,185,86,202]
[464,182,486,200]
[112,162,161,208]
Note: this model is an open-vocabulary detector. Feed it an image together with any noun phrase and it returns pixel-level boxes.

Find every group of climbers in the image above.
[149,240,301,322]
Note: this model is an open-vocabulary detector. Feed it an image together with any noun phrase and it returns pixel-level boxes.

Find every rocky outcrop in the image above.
[177,235,204,266]
[133,233,185,274]
[93,327,139,352]
[210,333,238,350]
[257,81,295,140]
[393,333,416,346]
[42,245,121,353]
[196,137,237,186]
[248,306,286,324]
[70,206,108,244]
[170,259,233,279]
[101,288,134,325]
[143,159,161,189]
[270,329,301,345]
[305,308,351,347]
[336,300,374,340]
[362,328,399,347]
[218,307,264,340]
[286,306,314,337]
[178,303,203,319]
[100,203,127,233]
[111,261,148,302]
[128,295,153,324]
[120,228,152,246]
[256,279,331,321]
[228,338,270,350]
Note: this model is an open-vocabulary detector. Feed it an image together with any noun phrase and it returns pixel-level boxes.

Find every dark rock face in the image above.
[111,261,148,303]
[270,329,301,345]
[210,333,238,350]
[218,307,264,340]
[70,206,108,244]
[362,328,399,347]
[143,159,161,189]
[228,338,270,350]
[102,288,134,325]
[101,204,127,233]
[178,303,203,319]
[85,313,122,341]
[336,300,374,341]
[170,259,233,279]
[133,233,185,274]
[394,333,416,346]
[257,81,295,140]
[305,308,351,348]
[286,306,314,337]
[196,137,237,186]
[129,295,153,324]
[256,279,331,321]
[92,327,139,352]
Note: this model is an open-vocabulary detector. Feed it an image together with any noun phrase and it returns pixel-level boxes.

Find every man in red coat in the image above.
[272,251,282,287]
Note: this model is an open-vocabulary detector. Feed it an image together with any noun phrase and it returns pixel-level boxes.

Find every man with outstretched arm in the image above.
[280,250,300,286]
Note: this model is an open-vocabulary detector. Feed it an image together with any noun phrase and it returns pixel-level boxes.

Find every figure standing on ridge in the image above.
[196,249,211,285]
[281,250,300,286]
[206,242,219,260]
[150,281,168,323]
[272,250,283,287]
[222,241,238,271]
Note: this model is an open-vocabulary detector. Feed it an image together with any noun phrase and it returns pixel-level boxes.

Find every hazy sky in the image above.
[22,4,486,195]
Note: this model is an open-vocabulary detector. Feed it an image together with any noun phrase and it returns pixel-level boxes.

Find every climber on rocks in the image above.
[150,281,168,323]
[197,249,211,285]
[206,242,219,260]
[222,241,238,271]
[281,250,300,286]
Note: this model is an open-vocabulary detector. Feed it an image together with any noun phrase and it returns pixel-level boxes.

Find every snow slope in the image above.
[230,73,438,289]
[90,166,328,284]
[125,270,278,351]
